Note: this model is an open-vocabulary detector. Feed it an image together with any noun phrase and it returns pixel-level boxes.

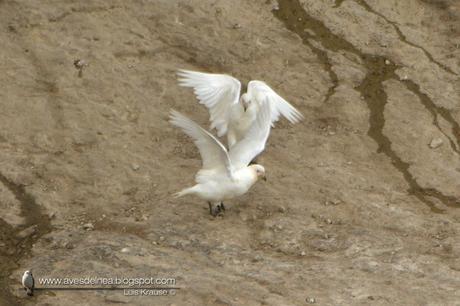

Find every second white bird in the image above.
[177,69,303,148]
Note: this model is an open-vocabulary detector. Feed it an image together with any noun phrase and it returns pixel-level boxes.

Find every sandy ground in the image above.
[0,0,459,305]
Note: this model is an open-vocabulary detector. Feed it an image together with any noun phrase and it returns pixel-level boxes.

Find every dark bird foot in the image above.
[208,202,225,217]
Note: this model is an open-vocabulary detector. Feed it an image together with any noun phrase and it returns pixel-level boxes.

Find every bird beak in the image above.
[262,175,267,182]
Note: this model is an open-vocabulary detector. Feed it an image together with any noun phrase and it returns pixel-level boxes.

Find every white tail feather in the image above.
[173,186,196,198]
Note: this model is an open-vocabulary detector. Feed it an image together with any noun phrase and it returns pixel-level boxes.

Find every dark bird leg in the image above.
[208,202,225,216]
[208,202,213,216]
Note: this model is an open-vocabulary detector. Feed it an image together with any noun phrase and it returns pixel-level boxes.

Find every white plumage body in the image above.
[227,103,257,148]
[179,167,257,202]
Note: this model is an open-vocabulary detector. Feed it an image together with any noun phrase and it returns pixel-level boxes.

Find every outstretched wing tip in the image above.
[175,69,242,137]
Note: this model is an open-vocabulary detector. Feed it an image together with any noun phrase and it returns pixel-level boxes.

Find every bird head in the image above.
[249,164,267,182]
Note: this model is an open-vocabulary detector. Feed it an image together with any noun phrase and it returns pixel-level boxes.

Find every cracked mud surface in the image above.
[0,0,459,305]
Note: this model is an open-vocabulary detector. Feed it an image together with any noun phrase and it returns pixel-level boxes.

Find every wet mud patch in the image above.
[274,0,460,211]
[420,0,450,10]
[0,172,51,304]
[273,2,339,103]
[333,0,346,8]
[356,0,457,75]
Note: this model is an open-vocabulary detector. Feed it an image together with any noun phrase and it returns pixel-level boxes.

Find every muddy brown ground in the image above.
[1,0,459,305]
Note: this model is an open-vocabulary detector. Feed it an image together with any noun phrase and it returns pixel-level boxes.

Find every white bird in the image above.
[170,100,272,216]
[177,69,303,148]
[22,270,34,296]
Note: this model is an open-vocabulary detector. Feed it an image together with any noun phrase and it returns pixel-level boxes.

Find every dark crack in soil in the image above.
[356,59,459,213]
[272,5,339,103]
[274,0,460,212]
[355,0,457,76]
[334,0,346,8]
[0,172,52,304]
[401,78,460,154]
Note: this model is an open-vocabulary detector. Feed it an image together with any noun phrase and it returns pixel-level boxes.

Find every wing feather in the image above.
[169,110,234,180]
[248,80,303,125]
[177,69,241,137]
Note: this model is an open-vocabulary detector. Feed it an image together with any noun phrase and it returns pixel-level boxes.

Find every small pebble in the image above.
[429,138,443,149]
[300,251,306,256]
[83,223,94,231]
[385,59,391,65]
[306,297,316,304]
[73,59,88,70]
[121,247,130,253]
[331,199,341,205]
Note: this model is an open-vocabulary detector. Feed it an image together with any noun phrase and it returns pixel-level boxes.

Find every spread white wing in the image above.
[229,100,272,169]
[247,80,303,125]
[177,69,241,137]
[169,110,235,181]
